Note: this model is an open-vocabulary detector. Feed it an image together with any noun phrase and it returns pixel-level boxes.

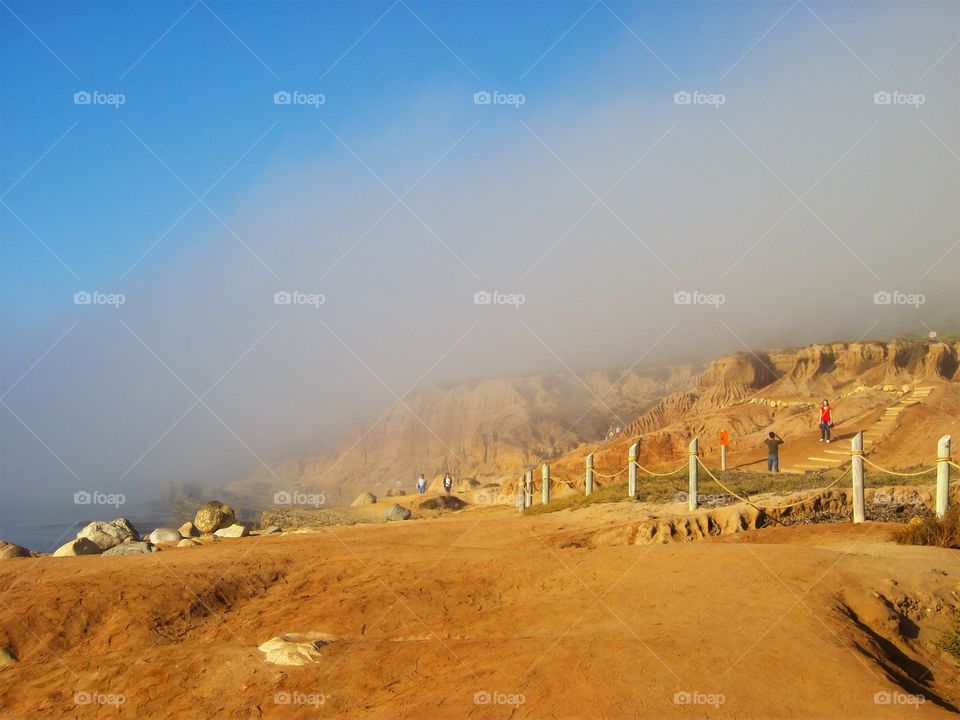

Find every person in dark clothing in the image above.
[764,431,784,473]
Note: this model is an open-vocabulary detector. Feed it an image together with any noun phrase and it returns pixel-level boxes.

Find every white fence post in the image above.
[542,462,550,505]
[936,435,951,519]
[517,474,525,513]
[688,438,698,511]
[585,453,594,496]
[525,470,533,508]
[628,442,638,498]
[851,431,865,524]
[721,444,727,472]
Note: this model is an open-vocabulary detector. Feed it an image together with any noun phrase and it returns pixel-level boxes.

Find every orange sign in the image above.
[718,430,730,446]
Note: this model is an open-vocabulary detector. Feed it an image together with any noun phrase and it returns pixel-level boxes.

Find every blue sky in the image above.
[0,0,800,324]
[1,1,957,508]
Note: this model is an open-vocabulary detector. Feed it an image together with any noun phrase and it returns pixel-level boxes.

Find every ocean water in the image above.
[0,499,172,553]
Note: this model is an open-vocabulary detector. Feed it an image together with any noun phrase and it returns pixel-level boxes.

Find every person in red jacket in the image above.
[818,400,834,443]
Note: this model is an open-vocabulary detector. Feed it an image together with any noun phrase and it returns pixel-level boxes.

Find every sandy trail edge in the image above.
[0,505,958,719]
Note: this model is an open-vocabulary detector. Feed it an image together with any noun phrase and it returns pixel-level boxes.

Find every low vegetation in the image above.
[938,608,960,663]
[892,505,960,548]
[525,465,941,517]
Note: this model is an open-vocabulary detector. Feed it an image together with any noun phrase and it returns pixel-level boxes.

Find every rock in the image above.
[179,522,197,539]
[193,501,236,534]
[0,647,16,665]
[176,538,199,547]
[385,488,406,497]
[53,537,101,557]
[77,519,138,551]
[351,492,377,506]
[384,504,412,521]
[419,495,467,512]
[213,523,249,538]
[149,528,182,544]
[258,632,338,666]
[102,541,155,556]
[251,525,279,536]
[0,540,30,559]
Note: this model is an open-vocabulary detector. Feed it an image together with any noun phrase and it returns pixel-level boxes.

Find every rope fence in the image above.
[516,432,954,523]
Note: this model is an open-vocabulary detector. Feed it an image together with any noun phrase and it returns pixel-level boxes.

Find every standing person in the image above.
[764,431,784,473]
[818,400,834,443]
[443,474,452,495]
[416,473,427,495]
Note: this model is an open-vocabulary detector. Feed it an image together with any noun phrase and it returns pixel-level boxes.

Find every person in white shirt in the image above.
[416,473,427,495]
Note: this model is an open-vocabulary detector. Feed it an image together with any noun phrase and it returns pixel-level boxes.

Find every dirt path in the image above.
[0,506,958,718]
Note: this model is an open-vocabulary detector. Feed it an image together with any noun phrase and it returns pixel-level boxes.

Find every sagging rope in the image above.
[630,460,688,477]
[859,455,937,477]
[695,455,851,511]
[591,466,630,479]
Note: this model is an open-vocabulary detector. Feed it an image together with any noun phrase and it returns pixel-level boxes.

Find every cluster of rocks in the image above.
[0,501,265,560]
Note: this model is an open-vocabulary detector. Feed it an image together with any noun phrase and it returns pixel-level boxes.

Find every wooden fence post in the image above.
[585,453,594,496]
[542,462,550,505]
[688,438,698,511]
[517,474,525,513]
[628,442,638,498]
[936,435,951,519]
[851,431,865,524]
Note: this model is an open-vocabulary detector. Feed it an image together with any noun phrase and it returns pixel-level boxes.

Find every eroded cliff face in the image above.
[225,338,958,506]
[228,364,701,504]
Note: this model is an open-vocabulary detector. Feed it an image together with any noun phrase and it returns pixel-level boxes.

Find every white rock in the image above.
[53,537,101,557]
[258,632,338,666]
[213,523,248,538]
[149,528,182,544]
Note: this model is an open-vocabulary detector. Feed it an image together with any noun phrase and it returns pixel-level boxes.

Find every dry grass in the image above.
[892,505,960,548]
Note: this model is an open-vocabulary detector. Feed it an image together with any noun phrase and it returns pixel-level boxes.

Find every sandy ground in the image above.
[1,503,959,719]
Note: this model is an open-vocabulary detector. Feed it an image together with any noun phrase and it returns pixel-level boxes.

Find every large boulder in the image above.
[351,492,377,507]
[193,501,236,534]
[149,528,182,544]
[213,523,248,538]
[102,541,155,556]
[0,540,30,559]
[385,488,406,497]
[179,522,197,538]
[53,537,101,557]
[384,504,412,521]
[77,519,138,551]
